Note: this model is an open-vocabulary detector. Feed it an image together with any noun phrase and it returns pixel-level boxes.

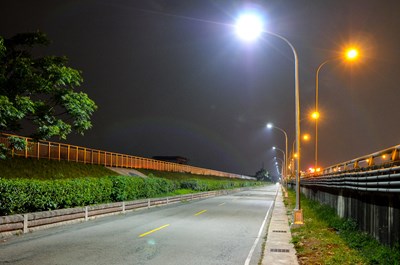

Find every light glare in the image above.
[346,48,359,60]
[235,13,263,41]
[311,112,320,120]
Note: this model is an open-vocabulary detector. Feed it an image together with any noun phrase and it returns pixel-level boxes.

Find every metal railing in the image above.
[0,133,252,179]
[302,165,400,193]
[305,144,400,177]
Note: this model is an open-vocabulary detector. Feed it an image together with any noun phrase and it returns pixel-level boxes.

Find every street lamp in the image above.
[267,123,288,184]
[235,13,303,224]
[313,47,360,169]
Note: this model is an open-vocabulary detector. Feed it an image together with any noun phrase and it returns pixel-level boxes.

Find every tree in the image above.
[0,31,97,156]
[254,167,271,182]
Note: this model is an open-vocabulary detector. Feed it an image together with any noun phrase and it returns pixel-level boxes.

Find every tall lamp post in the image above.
[267,123,288,185]
[313,48,359,169]
[235,13,303,224]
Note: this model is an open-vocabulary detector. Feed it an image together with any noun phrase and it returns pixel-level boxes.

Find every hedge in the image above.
[0,176,261,216]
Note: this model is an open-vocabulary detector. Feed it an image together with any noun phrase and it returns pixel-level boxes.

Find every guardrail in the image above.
[0,189,242,238]
[305,144,400,177]
[0,133,253,179]
[302,165,400,193]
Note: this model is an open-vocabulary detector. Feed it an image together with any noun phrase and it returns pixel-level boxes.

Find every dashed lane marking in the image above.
[139,224,170,238]
[194,210,207,216]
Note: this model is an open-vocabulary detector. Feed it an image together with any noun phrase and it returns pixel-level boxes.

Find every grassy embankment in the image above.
[285,188,400,265]
[0,157,263,216]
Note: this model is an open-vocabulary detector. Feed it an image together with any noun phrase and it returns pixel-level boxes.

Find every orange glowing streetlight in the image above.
[311,111,320,120]
[313,46,360,170]
[346,48,359,60]
[303,134,310,141]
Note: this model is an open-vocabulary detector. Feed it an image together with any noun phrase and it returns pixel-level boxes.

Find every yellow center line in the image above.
[139,224,170,238]
[194,210,207,216]
[218,202,226,206]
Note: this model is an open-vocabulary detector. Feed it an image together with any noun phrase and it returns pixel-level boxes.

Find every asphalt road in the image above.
[0,185,278,265]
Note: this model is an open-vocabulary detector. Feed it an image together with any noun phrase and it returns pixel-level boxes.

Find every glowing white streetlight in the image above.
[235,13,264,41]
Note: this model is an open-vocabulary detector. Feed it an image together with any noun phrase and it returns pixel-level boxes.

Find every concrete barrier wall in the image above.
[299,185,400,246]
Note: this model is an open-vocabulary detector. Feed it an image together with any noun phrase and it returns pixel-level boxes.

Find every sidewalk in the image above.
[262,188,299,265]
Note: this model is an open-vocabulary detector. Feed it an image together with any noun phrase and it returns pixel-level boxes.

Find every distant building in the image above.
[152,156,189,165]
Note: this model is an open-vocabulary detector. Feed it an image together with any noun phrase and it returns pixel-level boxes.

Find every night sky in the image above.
[2,0,400,176]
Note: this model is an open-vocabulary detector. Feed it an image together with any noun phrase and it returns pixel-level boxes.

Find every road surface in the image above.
[0,185,278,265]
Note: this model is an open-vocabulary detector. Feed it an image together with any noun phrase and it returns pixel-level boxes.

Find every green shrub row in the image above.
[0,176,260,216]
[0,176,175,215]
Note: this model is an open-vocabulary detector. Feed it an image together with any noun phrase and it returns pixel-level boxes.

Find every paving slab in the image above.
[262,188,299,265]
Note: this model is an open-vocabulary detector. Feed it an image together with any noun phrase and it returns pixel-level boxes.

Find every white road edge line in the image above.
[244,185,279,265]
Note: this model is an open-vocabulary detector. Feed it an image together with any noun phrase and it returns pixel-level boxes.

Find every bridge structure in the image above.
[293,144,400,247]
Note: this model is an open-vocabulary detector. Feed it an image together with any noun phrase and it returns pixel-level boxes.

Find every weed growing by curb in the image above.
[286,189,400,265]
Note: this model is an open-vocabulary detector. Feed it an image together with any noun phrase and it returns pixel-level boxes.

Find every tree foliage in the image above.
[0,31,97,143]
[254,167,271,181]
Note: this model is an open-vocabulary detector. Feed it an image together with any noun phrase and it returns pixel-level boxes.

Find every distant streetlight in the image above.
[274,157,284,176]
[235,13,302,224]
[267,123,288,184]
[273,146,286,167]
[313,47,360,169]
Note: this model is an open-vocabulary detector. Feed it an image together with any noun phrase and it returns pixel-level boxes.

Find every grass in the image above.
[285,189,400,265]
[136,168,249,181]
[0,157,120,179]
[0,157,258,183]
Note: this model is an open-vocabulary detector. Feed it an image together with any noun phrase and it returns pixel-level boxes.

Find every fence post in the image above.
[147,199,150,209]
[48,142,51,160]
[122,202,126,214]
[85,206,89,221]
[76,147,78,162]
[67,145,70,161]
[37,141,40,159]
[84,148,87,164]
[58,144,61,161]
[25,138,28,158]
[23,214,28,233]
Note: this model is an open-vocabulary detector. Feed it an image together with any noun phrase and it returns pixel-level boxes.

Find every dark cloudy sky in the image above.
[2,0,400,176]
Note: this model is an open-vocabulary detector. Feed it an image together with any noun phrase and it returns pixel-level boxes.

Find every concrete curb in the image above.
[262,188,299,265]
